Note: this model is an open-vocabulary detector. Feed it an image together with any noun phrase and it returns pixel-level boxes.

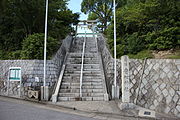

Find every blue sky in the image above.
[67,0,88,20]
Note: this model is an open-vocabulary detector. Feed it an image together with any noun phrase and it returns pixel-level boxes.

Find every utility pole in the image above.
[43,0,48,100]
[112,0,119,99]
[44,0,48,87]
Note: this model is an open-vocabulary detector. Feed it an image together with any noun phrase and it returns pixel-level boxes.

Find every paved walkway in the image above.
[53,101,125,114]
[0,96,179,120]
[51,101,179,120]
[51,101,153,120]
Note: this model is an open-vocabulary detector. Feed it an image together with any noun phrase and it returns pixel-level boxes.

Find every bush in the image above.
[21,33,59,59]
[8,50,22,59]
[146,27,180,50]
[126,32,145,54]
[128,50,154,59]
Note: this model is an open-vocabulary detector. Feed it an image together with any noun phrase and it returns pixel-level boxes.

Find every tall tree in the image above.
[88,12,98,20]
[81,0,126,32]
[0,0,79,59]
[106,0,180,57]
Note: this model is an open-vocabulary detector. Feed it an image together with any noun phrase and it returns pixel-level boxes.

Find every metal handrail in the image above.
[80,32,86,98]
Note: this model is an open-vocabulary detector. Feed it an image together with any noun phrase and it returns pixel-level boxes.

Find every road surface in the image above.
[0,100,96,120]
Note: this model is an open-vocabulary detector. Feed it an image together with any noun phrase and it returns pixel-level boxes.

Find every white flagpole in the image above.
[113,0,117,88]
[44,0,48,87]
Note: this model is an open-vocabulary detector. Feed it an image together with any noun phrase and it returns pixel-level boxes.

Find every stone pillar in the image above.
[121,55,130,103]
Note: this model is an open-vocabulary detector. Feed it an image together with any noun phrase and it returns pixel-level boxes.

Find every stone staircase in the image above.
[55,37,108,101]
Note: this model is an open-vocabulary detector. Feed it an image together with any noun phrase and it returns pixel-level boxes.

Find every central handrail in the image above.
[80,32,86,98]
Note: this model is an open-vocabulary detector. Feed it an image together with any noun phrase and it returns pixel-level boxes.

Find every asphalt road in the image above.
[0,100,96,120]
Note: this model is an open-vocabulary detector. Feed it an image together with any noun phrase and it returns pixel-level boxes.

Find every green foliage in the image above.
[88,12,98,20]
[128,50,154,59]
[167,55,180,59]
[126,32,145,54]
[0,0,79,60]
[81,0,125,32]
[8,50,22,60]
[21,33,59,59]
[106,0,180,57]
[146,27,180,50]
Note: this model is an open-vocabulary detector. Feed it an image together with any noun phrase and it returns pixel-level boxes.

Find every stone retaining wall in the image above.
[97,34,121,98]
[128,58,180,117]
[97,35,180,117]
[52,36,73,74]
[0,36,73,97]
[0,60,57,96]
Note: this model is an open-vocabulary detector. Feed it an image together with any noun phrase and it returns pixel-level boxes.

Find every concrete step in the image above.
[85,46,97,49]
[66,58,99,64]
[60,85,80,89]
[63,75,102,79]
[57,37,105,102]
[64,70,101,75]
[62,78,102,83]
[67,57,99,61]
[82,86,103,89]
[84,51,98,53]
[60,85,103,89]
[60,88,103,93]
[59,92,104,97]
[73,40,96,43]
[65,68,100,71]
[70,46,97,50]
[61,82,103,86]
[59,93,80,97]
[68,53,98,58]
[66,64,100,69]
[58,96,104,101]
[66,60,99,64]
[64,73,101,77]
[58,97,81,101]
[81,97,104,101]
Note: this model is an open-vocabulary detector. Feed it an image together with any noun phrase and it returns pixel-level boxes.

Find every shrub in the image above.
[146,27,180,50]
[21,33,59,59]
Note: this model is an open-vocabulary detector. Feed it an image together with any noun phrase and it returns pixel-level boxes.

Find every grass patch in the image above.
[166,50,180,59]
[167,55,180,59]
[128,50,154,59]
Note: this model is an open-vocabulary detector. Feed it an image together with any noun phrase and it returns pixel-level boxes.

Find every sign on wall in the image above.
[7,67,22,97]
[9,67,21,81]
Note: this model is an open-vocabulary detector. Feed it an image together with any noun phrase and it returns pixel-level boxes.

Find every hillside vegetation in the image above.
[0,0,79,60]
[106,0,180,59]
[82,0,180,59]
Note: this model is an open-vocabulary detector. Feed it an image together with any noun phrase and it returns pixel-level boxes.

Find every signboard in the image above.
[7,67,22,97]
[9,67,21,81]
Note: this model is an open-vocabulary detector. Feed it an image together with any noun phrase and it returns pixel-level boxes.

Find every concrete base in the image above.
[112,85,119,99]
[104,93,109,101]
[52,94,57,103]
[41,86,50,101]
[118,102,156,118]
[41,86,44,100]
